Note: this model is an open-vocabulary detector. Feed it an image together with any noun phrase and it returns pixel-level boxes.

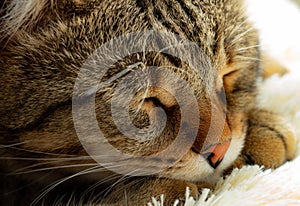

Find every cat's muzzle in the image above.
[200,140,231,169]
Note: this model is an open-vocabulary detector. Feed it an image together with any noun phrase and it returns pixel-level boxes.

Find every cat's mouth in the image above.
[193,140,232,169]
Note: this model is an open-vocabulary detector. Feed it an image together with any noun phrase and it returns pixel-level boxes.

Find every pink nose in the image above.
[201,141,231,169]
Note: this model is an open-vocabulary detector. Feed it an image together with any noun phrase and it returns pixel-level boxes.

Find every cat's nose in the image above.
[201,140,231,169]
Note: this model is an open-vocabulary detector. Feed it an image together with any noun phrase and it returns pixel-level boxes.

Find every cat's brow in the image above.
[81,62,145,97]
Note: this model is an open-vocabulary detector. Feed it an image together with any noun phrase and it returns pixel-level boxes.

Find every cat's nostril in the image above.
[201,141,231,169]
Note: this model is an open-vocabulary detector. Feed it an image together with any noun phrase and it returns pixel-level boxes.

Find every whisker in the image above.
[0,146,77,156]
[6,156,96,174]
[10,163,100,175]
[124,188,129,206]
[30,165,103,205]
[226,19,249,39]
[236,56,262,62]
[10,160,68,174]
[9,157,131,175]
[229,27,255,47]
[96,177,146,206]
[0,153,115,161]
[104,177,145,205]
[103,169,140,197]
[55,192,76,206]
[0,156,92,161]
[31,163,133,205]
[81,173,121,202]
[236,44,261,52]
[0,141,32,148]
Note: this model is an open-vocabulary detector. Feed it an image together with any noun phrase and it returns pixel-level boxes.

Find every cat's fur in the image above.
[0,0,297,205]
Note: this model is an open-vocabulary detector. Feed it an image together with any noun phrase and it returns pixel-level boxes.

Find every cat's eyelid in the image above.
[220,66,237,77]
[81,62,144,97]
[138,87,177,109]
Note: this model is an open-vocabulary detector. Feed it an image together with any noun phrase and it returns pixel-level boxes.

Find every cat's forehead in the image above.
[67,0,256,99]
[84,3,249,56]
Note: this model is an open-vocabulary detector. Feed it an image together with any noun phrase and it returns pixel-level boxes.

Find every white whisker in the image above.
[11,163,100,175]
[1,146,77,156]
[31,163,134,205]
[227,19,249,39]
[6,156,99,174]
[81,173,121,203]
[236,56,262,62]
[0,141,32,148]
[0,156,92,161]
[237,44,261,52]
[103,169,140,197]
[229,27,255,46]
[30,166,102,205]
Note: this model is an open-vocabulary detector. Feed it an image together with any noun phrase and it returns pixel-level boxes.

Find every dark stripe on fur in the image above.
[252,124,288,151]
[1,100,71,133]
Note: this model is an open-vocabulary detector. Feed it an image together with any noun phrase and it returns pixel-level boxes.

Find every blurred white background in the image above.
[245,0,300,73]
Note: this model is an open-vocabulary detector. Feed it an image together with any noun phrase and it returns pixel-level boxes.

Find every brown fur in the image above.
[0,0,296,205]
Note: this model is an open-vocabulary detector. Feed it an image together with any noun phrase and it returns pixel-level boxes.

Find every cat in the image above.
[0,0,296,205]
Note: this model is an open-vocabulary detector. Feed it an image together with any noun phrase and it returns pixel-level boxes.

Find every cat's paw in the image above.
[237,109,297,169]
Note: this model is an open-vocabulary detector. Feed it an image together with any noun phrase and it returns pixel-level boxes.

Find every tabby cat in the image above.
[0,0,296,205]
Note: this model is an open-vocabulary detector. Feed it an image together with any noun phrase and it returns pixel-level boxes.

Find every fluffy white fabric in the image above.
[150,0,300,205]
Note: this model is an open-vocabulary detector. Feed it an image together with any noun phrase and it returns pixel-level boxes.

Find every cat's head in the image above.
[1,0,260,184]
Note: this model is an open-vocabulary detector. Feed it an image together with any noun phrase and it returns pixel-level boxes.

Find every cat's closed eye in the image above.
[137,87,178,111]
[222,66,241,93]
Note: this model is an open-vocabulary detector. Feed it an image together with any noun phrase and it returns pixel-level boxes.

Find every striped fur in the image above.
[0,0,296,205]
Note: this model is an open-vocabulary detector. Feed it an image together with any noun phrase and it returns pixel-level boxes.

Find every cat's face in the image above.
[1,0,260,185]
